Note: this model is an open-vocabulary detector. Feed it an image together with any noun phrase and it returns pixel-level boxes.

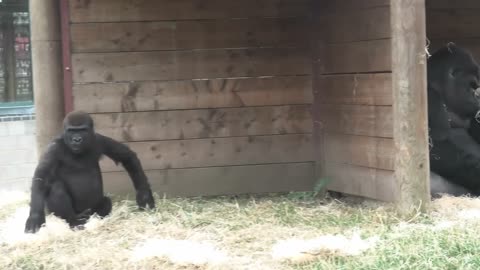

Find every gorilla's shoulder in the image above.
[94,133,115,144]
[44,137,68,153]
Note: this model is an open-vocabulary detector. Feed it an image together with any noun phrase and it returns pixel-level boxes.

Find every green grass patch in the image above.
[1,192,479,269]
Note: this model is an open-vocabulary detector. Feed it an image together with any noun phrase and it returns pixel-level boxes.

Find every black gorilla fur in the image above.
[428,43,480,197]
[25,111,155,233]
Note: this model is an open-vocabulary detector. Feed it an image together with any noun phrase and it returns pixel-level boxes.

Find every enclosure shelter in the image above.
[61,0,316,197]
[34,0,477,206]
[312,1,397,202]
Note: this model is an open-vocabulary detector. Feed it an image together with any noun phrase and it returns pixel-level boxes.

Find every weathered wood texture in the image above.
[392,0,430,212]
[322,40,391,74]
[103,163,315,197]
[312,0,394,201]
[31,0,65,154]
[426,1,480,62]
[317,7,391,43]
[74,76,312,113]
[316,0,390,12]
[68,0,314,196]
[71,18,308,52]
[324,134,394,170]
[72,48,311,83]
[317,105,392,138]
[69,0,311,22]
[99,134,313,172]
[325,163,396,202]
[316,74,392,106]
[92,105,312,142]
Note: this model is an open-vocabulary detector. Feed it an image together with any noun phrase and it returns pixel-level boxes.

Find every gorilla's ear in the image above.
[446,42,457,53]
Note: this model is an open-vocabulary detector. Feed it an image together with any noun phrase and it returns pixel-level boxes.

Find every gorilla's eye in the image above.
[452,69,462,76]
[471,82,479,90]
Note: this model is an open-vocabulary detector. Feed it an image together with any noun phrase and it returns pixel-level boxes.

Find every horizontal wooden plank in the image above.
[427,9,480,39]
[72,48,311,83]
[99,134,314,172]
[69,0,311,23]
[73,76,312,113]
[316,104,393,138]
[322,39,391,74]
[426,0,480,9]
[317,7,391,43]
[103,162,315,197]
[92,105,312,142]
[316,0,390,11]
[324,133,394,170]
[325,163,396,202]
[71,18,308,52]
[315,73,392,106]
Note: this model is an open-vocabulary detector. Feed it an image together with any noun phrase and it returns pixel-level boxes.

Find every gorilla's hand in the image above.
[25,213,46,233]
[136,187,155,210]
[76,208,92,222]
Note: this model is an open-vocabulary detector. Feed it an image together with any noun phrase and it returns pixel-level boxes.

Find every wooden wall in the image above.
[67,0,315,197]
[312,0,396,202]
[426,0,480,60]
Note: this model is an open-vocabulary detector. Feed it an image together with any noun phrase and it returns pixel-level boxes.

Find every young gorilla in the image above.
[25,111,155,233]
[427,43,480,197]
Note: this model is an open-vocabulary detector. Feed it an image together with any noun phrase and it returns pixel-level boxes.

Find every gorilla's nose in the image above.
[72,137,83,143]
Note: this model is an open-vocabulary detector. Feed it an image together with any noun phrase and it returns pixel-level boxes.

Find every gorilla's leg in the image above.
[46,181,88,228]
[93,196,112,217]
[430,172,471,198]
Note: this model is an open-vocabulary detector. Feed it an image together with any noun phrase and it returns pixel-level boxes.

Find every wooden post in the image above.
[30,0,65,153]
[391,0,430,213]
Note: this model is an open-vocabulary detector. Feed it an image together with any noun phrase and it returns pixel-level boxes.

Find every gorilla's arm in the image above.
[25,143,59,233]
[97,134,155,209]
[430,133,480,195]
[428,88,450,141]
[430,171,470,198]
[468,115,480,144]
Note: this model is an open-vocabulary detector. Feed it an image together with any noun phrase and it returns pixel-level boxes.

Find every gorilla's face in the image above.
[63,124,95,154]
[428,45,480,119]
[443,66,480,118]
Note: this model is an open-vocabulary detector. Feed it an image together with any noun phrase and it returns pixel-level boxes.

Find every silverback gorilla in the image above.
[25,111,155,233]
[428,43,480,197]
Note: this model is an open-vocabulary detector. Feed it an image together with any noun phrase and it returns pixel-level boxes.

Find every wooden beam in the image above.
[30,0,65,154]
[70,18,308,53]
[391,0,430,213]
[73,76,313,113]
[322,39,391,74]
[323,133,394,171]
[61,0,74,113]
[99,134,314,172]
[91,105,312,142]
[317,0,390,12]
[317,104,393,138]
[71,48,311,83]
[103,163,315,198]
[315,74,392,106]
[68,0,311,23]
[318,6,391,43]
[325,163,396,202]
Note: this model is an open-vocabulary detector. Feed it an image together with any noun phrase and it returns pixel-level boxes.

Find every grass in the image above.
[1,191,480,269]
